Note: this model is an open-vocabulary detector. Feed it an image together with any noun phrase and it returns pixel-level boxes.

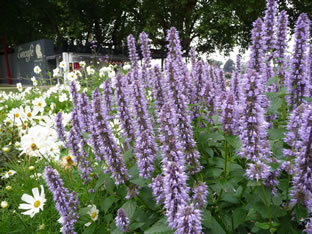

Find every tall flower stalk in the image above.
[288,13,310,109]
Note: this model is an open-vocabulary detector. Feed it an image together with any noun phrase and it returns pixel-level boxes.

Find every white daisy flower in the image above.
[18,185,46,218]
[1,170,17,179]
[79,61,86,68]
[59,93,68,102]
[23,106,39,121]
[53,67,61,77]
[34,66,41,74]
[16,83,23,92]
[67,72,77,82]
[31,76,38,86]
[59,61,66,69]
[85,205,99,226]
[32,97,46,113]
[86,66,95,76]
[123,64,131,71]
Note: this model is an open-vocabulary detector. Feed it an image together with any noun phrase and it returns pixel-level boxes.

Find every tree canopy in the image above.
[1,0,311,55]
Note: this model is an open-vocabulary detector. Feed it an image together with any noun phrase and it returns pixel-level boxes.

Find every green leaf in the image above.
[246,208,257,221]
[295,204,308,222]
[102,196,118,213]
[122,200,137,221]
[83,224,96,234]
[268,128,287,140]
[225,135,241,149]
[130,177,147,187]
[233,208,247,229]
[255,222,270,230]
[79,206,92,216]
[267,97,283,114]
[144,217,174,234]
[267,76,277,86]
[94,173,109,191]
[202,210,226,234]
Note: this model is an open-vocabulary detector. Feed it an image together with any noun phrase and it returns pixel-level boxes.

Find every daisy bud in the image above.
[2,146,10,152]
[5,185,12,191]
[29,166,35,171]
[1,201,8,209]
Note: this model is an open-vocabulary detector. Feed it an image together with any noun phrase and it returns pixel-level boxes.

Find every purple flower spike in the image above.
[290,104,312,208]
[55,112,67,145]
[176,204,203,234]
[70,81,79,107]
[115,208,130,233]
[193,182,208,209]
[263,0,277,56]
[159,103,190,228]
[166,27,183,64]
[114,73,135,148]
[308,44,312,97]
[246,161,271,181]
[189,47,197,69]
[238,70,272,163]
[44,166,80,234]
[248,18,265,73]
[236,54,242,73]
[288,13,310,109]
[284,103,306,157]
[165,59,201,173]
[274,10,288,88]
[231,71,240,102]
[151,65,166,116]
[127,34,139,68]
[139,32,152,69]
[102,78,114,120]
[220,91,239,135]
[91,88,129,184]
[149,175,165,204]
[130,78,157,178]
[77,92,92,133]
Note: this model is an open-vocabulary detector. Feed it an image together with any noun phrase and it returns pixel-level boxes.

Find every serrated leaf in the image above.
[122,200,137,221]
[103,196,118,213]
[233,208,247,229]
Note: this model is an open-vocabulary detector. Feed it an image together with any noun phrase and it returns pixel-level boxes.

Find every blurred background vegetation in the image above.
[1,0,312,55]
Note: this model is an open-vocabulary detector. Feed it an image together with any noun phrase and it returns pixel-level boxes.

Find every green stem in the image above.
[224,140,228,177]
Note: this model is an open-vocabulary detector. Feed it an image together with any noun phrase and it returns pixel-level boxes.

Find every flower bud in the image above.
[1,201,8,209]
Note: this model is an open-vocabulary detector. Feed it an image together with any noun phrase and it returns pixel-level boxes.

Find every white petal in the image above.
[18,203,33,210]
[21,209,35,217]
[32,187,40,200]
[85,222,91,227]
[21,194,35,204]
[39,185,45,199]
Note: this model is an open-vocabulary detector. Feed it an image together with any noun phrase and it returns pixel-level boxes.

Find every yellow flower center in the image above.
[8,171,12,175]
[91,212,97,219]
[34,200,40,208]
[38,102,42,107]
[31,143,37,150]
[66,156,73,163]
[15,113,20,118]
[27,112,32,117]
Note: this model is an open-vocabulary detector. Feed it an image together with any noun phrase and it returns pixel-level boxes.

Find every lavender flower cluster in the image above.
[44,166,80,234]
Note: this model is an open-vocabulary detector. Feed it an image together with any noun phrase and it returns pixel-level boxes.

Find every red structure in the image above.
[2,37,12,84]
